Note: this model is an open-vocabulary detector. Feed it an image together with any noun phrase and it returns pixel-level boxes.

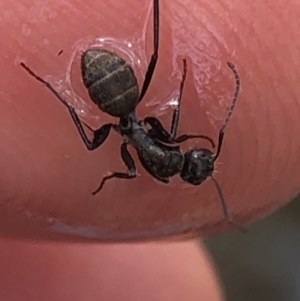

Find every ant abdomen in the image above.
[81,49,139,117]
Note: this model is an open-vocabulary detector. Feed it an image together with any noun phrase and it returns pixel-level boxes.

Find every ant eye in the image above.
[200,152,207,158]
[195,149,213,160]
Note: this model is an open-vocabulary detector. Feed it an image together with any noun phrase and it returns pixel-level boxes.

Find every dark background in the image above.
[206,196,300,301]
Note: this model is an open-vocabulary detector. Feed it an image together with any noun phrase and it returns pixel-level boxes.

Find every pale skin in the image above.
[0,0,299,300]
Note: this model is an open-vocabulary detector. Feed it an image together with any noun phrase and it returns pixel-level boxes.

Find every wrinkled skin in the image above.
[0,0,299,300]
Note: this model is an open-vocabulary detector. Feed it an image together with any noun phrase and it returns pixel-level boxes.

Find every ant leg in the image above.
[144,116,171,142]
[169,59,187,139]
[144,117,215,148]
[82,122,114,150]
[139,0,159,103]
[143,59,186,139]
[144,59,214,147]
[20,62,113,150]
[166,59,214,145]
[92,143,137,195]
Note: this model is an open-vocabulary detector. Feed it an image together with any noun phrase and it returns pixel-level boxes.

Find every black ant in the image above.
[20,0,242,230]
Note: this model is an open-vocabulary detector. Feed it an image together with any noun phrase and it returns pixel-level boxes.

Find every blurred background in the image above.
[205,196,300,301]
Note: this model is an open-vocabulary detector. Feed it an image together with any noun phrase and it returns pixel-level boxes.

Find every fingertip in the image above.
[0,239,224,301]
[1,0,300,242]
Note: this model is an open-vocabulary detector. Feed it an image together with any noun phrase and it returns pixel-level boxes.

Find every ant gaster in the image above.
[20,0,242,229]
[80,0,161,118]
[21,0,160,151]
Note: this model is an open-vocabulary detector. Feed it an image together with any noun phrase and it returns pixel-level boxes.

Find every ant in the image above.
[20,0,243,229]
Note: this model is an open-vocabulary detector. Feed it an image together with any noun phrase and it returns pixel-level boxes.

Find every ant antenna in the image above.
[209,62,245,232]
[213,62,240,161]
[210,174,232,223]
[211,174,247,233]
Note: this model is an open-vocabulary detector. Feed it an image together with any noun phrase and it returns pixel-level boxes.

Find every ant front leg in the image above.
[144,58,215,148]
[20,62,113,151]
[144,117,215,148]
[92,143,137,195]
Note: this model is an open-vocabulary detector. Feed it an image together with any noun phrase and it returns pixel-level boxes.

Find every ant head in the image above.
[180,148,215,185]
